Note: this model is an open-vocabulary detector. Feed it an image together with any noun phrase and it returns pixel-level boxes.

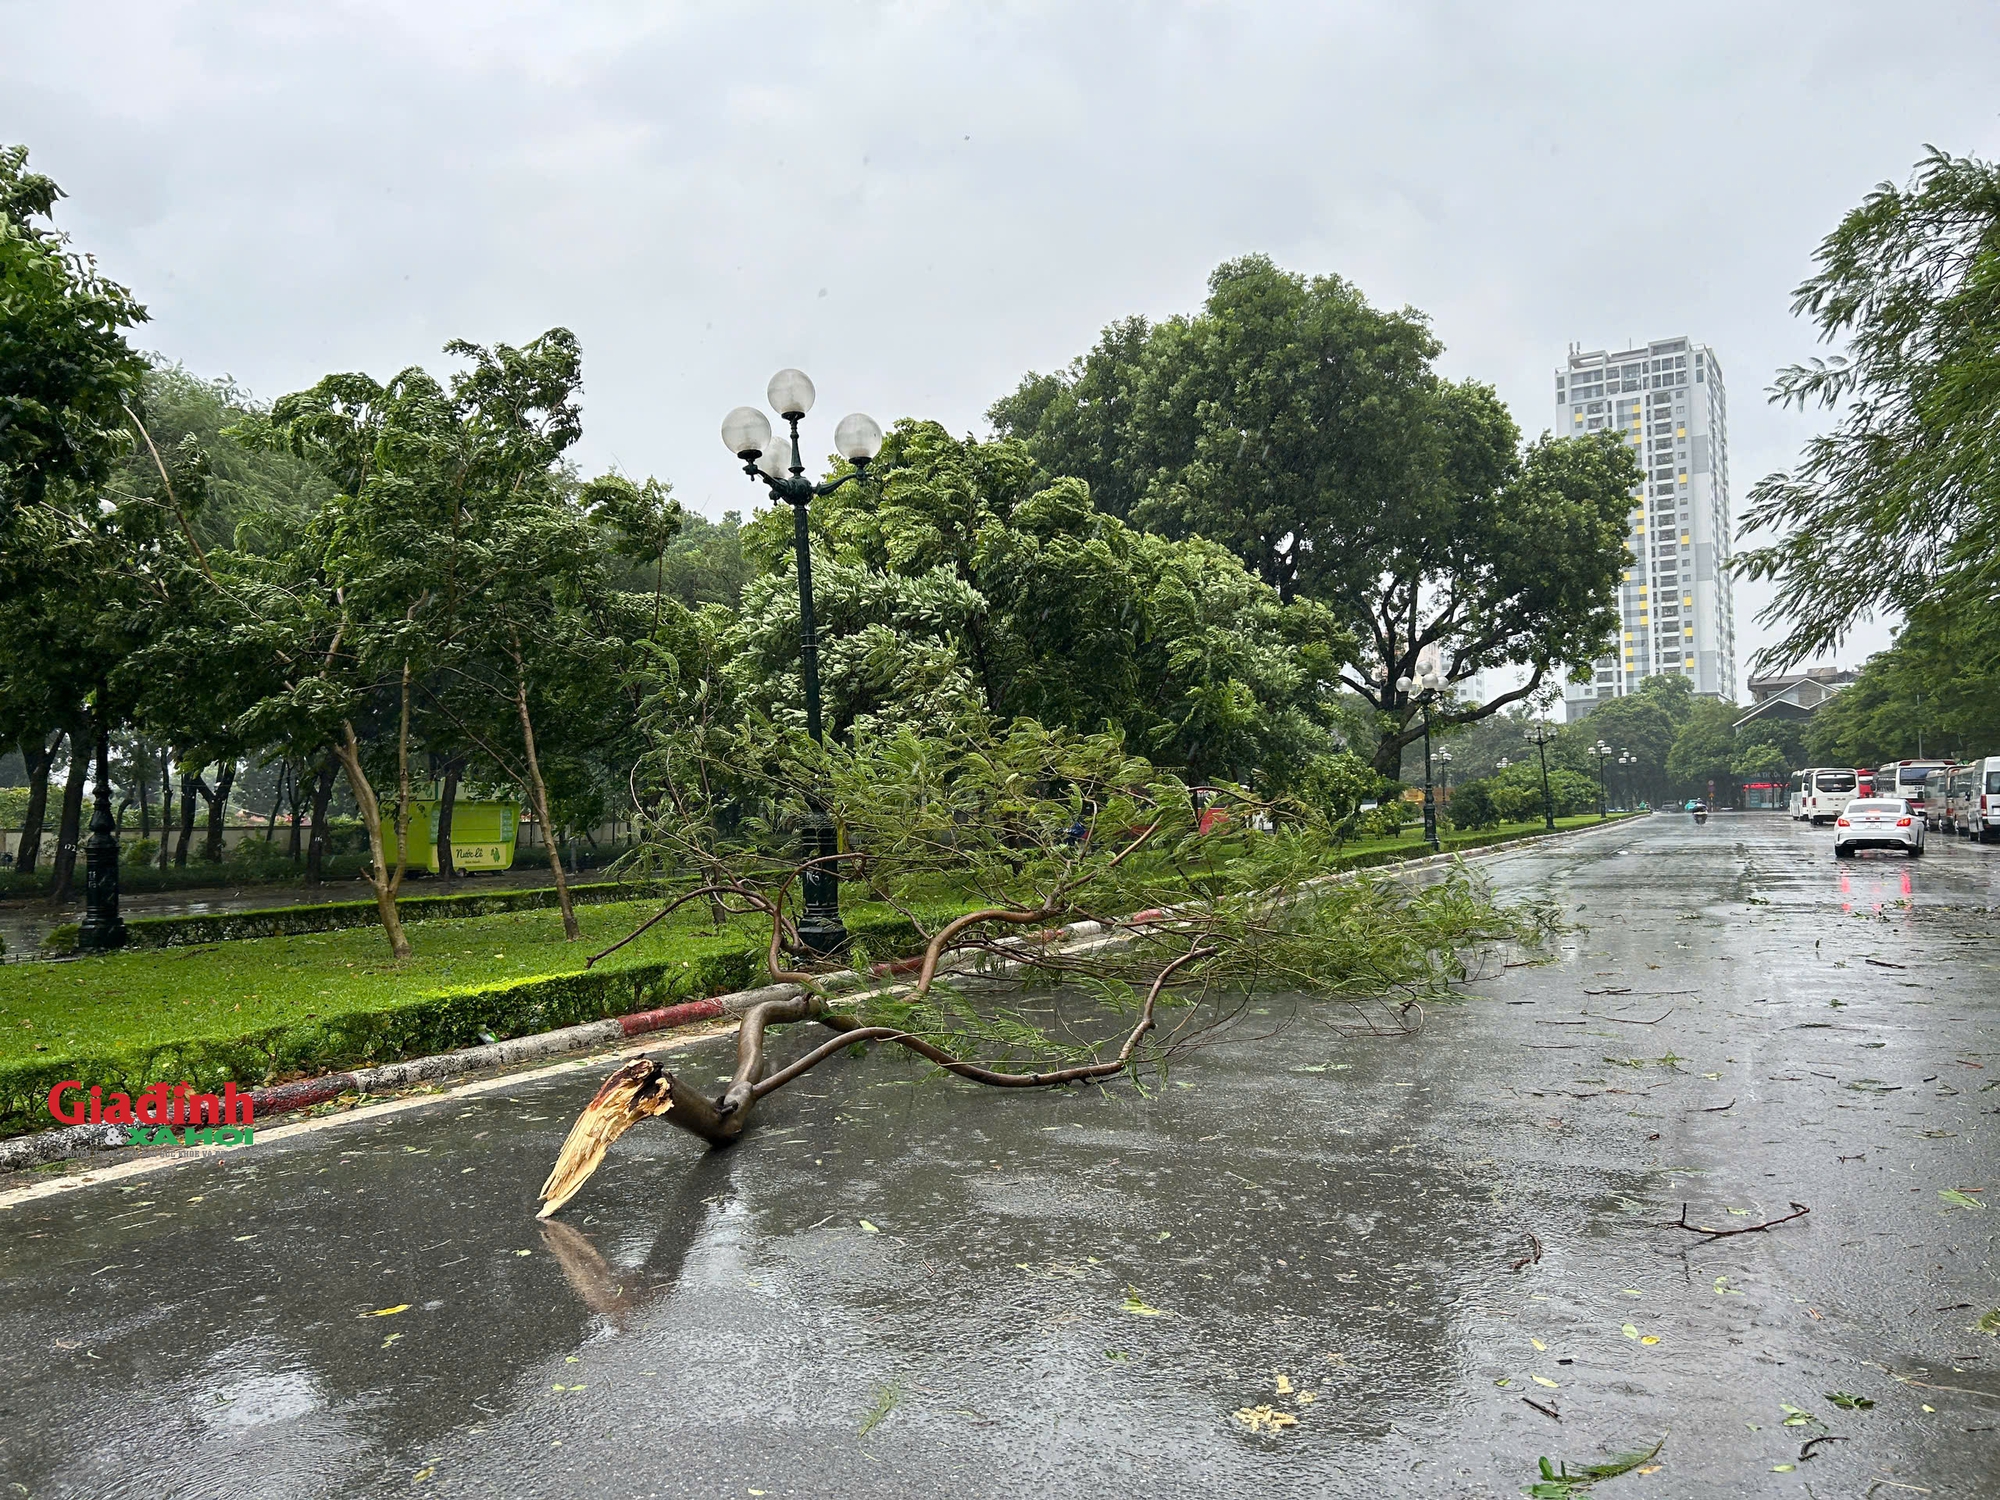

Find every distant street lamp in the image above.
[1589,740,1614,821]
[722,371,885,956]
[1617,751,1634,811]
[1521,722,1558,832]
[76,703,126,951]
[1396,664,1447,852]
[1437,748,1453,815]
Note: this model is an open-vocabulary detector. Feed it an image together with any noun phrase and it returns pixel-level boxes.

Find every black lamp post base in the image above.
[79,726,126,951]
[793,914,850,958]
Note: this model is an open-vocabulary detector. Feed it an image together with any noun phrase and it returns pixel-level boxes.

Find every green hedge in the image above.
[0,945,763,1138]
[2,902,940,1137]
[40,879,681,953]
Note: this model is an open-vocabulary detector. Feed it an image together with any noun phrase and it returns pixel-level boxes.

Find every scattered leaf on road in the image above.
[1121,1288,1166,1317]
[1233,1404,1298,1433]
[363,1305,410,1318]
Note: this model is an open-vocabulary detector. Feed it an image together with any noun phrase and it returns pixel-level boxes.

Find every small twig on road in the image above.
[1800,1434,1847,1461]
[1583,986,1633,996]
[1864,958,1907,970]
[1866,1360,1997,1399]
[1510,1232,1544,1273]
[1696,1098,1737,1113]
[1587,1008,1675,1025]
[1521,1396,1561,1421]
[1666,1201,1810,1239]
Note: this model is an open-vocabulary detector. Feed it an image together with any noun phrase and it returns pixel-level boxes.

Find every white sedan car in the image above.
[1833,798,1925,858]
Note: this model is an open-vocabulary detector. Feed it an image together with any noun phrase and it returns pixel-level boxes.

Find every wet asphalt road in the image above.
[1,813,1995,1499]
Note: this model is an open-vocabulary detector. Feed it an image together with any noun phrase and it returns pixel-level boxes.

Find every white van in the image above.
[1951,756,2000,842]
[1799,767,1860,824]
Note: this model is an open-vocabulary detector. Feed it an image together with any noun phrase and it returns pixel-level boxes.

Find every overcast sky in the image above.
[8,1,1998,691]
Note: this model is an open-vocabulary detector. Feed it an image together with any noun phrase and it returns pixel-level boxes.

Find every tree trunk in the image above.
[203,760,236,863]
[157,756,174,868]
[287,761,306,861]
[435,754,465,890]
[514,652,578,940]
[1370,722,1414,780]
[14,729,61,876]
[174,769,200,866]
[263,762,284,842]
[331,720,411,960]
[305,757,335,882]
[48,737,89,903]
[136,742,152,839]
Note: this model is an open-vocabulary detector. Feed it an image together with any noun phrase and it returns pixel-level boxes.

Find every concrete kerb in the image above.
[0,815,1637,1179]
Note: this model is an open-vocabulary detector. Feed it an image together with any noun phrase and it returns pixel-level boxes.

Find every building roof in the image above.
[1733,671,1853,728]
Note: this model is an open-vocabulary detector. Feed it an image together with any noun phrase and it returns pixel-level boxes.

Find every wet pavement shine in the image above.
[1,813,1995,1498]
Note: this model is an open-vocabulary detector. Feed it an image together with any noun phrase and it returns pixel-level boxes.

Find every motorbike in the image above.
[1693,809,1707,825]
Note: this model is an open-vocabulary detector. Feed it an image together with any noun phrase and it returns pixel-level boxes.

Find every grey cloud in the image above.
[6,0,1997,674]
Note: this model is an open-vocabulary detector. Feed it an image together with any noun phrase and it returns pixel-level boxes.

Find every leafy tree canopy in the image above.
[0,144,149,532]
[1737,148,2000,670]
[729,419,1355,787]
[990,254,1638,774]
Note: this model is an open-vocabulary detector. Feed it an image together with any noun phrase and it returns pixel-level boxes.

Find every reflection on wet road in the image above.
[2,814,1995,1497]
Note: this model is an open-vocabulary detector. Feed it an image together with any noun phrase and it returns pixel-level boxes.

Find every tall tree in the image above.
[734,419,1354,787]
[0,144,148,534]
[1737,148,2000,671]
[991,256,1638,775]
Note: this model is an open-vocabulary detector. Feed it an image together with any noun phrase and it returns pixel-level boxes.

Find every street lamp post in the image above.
[1396,665,1446,852]
[722,371,885,956]
[1617,751,1634,812]
[76,703,126,952]
[1589,740,1613,821]
[1437,748,1453,827]
[1522,722,1558,832]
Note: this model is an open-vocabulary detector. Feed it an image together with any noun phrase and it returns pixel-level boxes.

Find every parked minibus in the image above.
[1922,765,1963,831]
[1799,767,1860,824]
[1787,769,1807,819]
[1949,756,2000,842]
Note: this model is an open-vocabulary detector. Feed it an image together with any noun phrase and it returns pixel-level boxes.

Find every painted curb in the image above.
[0,816,1634,1174]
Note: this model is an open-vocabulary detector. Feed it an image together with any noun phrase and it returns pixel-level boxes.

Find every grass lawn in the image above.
[0,900,773,1073]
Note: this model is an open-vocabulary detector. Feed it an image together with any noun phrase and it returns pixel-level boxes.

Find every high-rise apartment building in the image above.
[1556,337,1735,721]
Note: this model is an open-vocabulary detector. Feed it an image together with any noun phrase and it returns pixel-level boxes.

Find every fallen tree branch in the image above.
[756,944,1218,1099]
[1587,1008,1675,1025]
[1665,1201,1810,1239]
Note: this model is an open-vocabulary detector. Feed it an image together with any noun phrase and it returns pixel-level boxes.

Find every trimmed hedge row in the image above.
[0,904,937,1138]
[42,879,678,953]
[1321,813,1635,876]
